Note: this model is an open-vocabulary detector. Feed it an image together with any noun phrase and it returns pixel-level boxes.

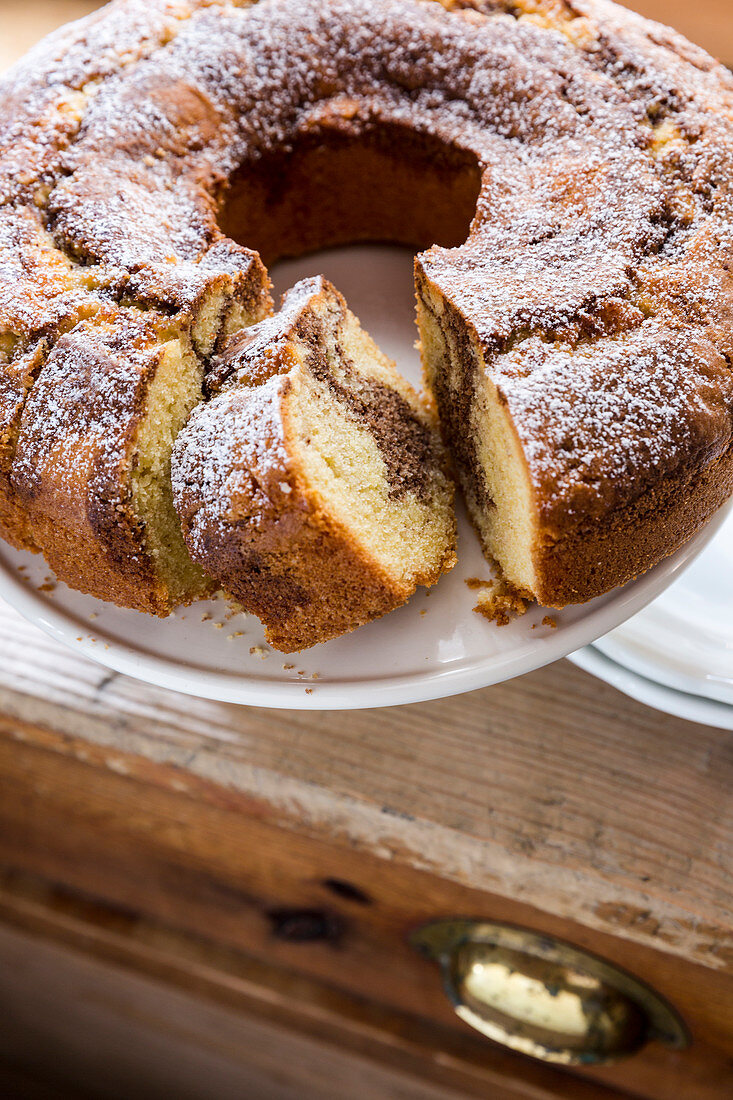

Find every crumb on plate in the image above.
[468,576,531,626]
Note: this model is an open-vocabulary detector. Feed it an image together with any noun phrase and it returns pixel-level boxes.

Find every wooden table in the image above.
[1,595,732,1099]
[1,2,732,1097]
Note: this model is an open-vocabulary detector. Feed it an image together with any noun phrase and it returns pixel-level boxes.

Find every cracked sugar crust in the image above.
[0,0,733,607]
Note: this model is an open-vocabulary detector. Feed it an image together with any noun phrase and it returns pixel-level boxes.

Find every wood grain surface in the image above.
[0,884,637,1100]
[1,596,732,1098]
[2,599,731,974]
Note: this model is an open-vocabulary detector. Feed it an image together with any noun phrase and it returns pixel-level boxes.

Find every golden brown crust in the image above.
[11,314,175,614]
[0,245,269,612]
[0,0,732,613]
[0,203,119,551]
[0,341,48,551]
[173,277,456,650]
[174,377,414,652]
[535,442,733,607]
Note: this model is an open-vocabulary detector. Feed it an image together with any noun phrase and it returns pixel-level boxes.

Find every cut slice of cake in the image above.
[172,276,457,651]
[10,248,272,616]
[11,309,215,614]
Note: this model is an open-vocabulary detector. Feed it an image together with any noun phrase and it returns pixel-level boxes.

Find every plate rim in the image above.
[594,631,733,707]
[1,502,729,710]
[568,644,733,732]
[588,506,733,706]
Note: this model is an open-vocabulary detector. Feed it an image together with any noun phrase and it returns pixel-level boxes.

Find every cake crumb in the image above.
[420,609,427,616]
[228,631,244,639]
[214,621,223,629]
[38,582,56,593]
[250,645,267,658]
[305,688,313,694]
[542,615,557,629]
[469,577,531,626]
[283,663,296,670]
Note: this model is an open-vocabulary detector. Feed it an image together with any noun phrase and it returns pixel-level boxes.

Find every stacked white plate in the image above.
[569,509,733,730]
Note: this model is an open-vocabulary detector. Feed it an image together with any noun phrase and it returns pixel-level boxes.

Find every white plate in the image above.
[593,510,733,705]
[568,646,733,731]
[0,244,727,710]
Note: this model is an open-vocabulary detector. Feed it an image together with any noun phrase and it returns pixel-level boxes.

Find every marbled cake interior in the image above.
[0,0,731,622]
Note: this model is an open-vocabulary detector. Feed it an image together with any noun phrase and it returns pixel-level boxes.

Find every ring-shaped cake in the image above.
[1,0,733,631]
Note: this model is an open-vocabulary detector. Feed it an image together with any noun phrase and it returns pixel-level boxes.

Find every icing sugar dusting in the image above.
[172,375,292,556]
[0,0,732,587]
[497,324,733,522]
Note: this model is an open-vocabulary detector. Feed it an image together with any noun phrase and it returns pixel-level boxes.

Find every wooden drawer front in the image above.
[0,720,731,1100]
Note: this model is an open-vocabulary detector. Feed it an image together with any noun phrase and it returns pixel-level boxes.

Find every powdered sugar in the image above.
[172,374,292,555]
[2,0,733,584]
[497,323,733,523]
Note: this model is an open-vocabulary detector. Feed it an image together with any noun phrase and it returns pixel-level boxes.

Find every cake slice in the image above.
[172,276,457,651]
[10,247,271,616]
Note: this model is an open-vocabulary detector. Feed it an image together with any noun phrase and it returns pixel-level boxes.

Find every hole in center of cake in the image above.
[218,123,481,266]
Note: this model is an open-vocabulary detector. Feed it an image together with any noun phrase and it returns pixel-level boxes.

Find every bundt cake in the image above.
[1,0,732,628]
[172,276,456,650]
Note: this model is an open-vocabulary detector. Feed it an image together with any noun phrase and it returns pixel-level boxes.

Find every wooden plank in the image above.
[0,731,732,1100]
[1,599,731,979]
[0,926,496,1100]
[0,1067,82,1100]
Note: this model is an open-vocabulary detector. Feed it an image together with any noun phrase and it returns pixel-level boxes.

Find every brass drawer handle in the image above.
[410,919,689,1065]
